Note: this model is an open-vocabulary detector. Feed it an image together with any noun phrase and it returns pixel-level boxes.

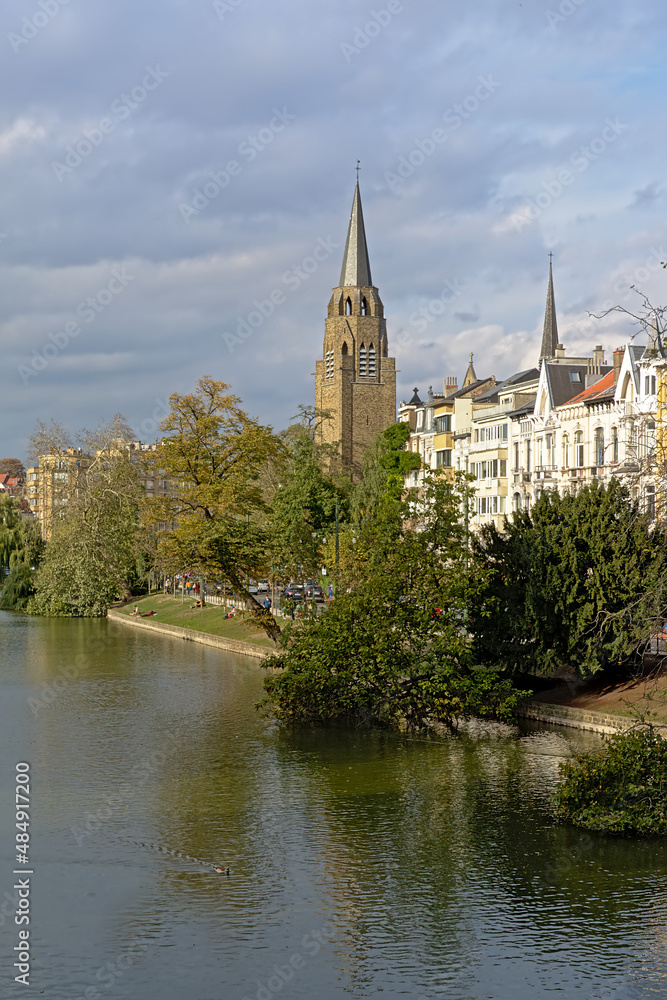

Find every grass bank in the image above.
[115,594,274,648]
[531,670,667,724]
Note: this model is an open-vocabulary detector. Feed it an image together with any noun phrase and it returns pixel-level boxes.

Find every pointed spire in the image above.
[540,258,559,361]
[463,352,477,388]
[339,179,373,287]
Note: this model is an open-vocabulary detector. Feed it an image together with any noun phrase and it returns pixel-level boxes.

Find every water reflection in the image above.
[0,610,666,999]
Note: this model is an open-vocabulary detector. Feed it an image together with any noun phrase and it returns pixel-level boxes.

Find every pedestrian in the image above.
[262,596,272,611]
[327,583,333,600]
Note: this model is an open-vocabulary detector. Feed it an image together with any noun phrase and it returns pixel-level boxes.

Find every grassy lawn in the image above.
[115,594,274,648]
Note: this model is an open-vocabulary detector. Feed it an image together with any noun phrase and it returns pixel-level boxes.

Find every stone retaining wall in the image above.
[107,608,270,660]
[517,699,641,735]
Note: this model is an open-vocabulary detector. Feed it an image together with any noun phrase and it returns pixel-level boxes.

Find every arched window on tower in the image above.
[341,341,348,355]
[361,296,369,316]
[345,297,352,316]
[368,343,376,376]
[359,343,367,376]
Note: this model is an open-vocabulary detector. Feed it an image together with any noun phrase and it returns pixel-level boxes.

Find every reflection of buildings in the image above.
[400,262,662,529]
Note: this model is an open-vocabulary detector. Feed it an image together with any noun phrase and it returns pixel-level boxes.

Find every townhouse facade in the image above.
[400,261,663,530]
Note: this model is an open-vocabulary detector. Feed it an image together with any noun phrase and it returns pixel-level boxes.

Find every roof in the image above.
[408,388,422,405]
[509,399,537,419]
[474,367,540,403]
[545,362,613,407]
[564,369,615,406]
[444,377,495,400]
[339,180,372,287]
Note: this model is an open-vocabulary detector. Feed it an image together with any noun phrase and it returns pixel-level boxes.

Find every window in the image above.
[359,343,367,376]
[435,414,451,434]
[342,341,348,355]
[570,371,581,383]
[594,427,604,467]
[575,430,584,467]
[368,343,376,376]
[416,410,424,429]
[562,434,569,468]
[612,426,618,463]
[514,442,520,470]
[645,375,657,396]
[537,437,543,468]
[361,296,369,316]
[514,493,522,511]
[546,433,555,467]
[646,485,656,520]
[436,450,452,468]
[345,297,352,316]
[525,440,531,473]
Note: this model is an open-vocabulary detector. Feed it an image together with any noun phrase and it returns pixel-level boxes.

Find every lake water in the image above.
[1,610,666,999]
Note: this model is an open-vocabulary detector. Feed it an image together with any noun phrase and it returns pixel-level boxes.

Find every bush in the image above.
[554,724,667,835]
[261,586,526,731]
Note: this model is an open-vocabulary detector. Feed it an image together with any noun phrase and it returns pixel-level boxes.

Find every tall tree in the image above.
[0,496,44,610]
[470,481,665,676]
[262,470,522,730]
[0,458,26,481]
[141,377,282,641]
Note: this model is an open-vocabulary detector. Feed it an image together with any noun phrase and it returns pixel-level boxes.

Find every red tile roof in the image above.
[564,370,615,405]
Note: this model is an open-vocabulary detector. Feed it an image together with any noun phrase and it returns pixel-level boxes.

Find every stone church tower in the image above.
[315,181,396,479]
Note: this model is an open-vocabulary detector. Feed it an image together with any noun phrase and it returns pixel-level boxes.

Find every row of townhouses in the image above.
[398,264,663,531]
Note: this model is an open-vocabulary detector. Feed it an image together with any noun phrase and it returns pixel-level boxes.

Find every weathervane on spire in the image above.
[356,159,360,180]
[548,251,554,264]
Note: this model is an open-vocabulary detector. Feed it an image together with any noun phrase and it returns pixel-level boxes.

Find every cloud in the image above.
[0,0,666,461]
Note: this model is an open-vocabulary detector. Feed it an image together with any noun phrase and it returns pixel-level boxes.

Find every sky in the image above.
[1,0,666,463]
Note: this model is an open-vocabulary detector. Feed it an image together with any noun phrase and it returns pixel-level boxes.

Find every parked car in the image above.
[281,584,304,601]
[257,580,270,592]
[304,582,324,601]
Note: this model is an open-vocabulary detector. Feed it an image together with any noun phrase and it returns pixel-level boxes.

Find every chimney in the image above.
[613,346,625,383]
[555,343,565,359]
[593,344,606,368]
[443,376,458,394]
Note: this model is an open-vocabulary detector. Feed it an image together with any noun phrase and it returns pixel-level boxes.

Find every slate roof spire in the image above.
[540,258,559,361]
[463,352,477,387]
[339,179,373,287]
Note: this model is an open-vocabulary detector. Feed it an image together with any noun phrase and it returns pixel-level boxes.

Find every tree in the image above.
[268,413,349,585]
[554,723,667,835]
[29,418,144,617]
[141,377,282,641]
[261,470,524,729]
[0,495,44,611]
[0,458,26,481]
[27,418,72,466]
[470,481,665,677]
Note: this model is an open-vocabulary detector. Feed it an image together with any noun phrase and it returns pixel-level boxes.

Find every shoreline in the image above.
[107,607,271,660]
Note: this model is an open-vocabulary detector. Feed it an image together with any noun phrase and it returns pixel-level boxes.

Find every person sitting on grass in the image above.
[191,599,203,608]
[130,606,140,615]
[224,605,236,619]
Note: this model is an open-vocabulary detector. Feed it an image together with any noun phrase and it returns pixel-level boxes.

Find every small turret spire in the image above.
[339,179,372,287]
[540,258,559,361]
[463,352,477,388]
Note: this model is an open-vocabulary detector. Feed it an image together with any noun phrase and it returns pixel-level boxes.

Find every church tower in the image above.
[315,180,396,479]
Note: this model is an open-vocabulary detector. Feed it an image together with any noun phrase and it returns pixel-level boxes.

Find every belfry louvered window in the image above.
[368,343,376,375]
[325,349,334,378]
[359,343,367,376]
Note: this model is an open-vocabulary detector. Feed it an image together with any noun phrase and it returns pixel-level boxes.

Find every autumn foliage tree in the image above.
[141,377,282,641]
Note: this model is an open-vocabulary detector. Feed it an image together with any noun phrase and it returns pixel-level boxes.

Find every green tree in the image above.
[262,470,523,729]
[268,415,349,585]
[0,496,44,610]
[142,377,282,641]
[29,444,143,617]
[554,723,667,835]
[470,481,665,676]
